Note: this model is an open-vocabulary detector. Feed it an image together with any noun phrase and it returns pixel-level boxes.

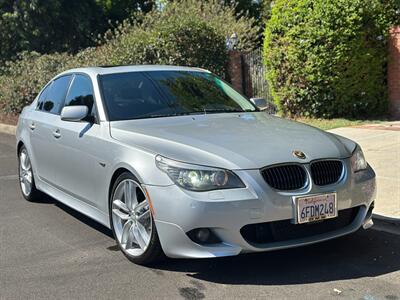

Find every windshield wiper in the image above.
[135,113,178,119]
[202,108,246,114]
[135,108,252,119]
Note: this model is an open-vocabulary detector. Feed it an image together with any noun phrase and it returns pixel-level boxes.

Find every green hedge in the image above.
[264,0,399,118]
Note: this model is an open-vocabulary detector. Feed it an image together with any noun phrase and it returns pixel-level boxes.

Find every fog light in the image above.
[196,228,210,242]
[187,228,221,245]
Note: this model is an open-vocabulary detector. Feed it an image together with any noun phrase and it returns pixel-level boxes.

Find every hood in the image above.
[110,112,354,170]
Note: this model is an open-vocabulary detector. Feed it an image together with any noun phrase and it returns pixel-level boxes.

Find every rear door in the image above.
[28,75,72,186]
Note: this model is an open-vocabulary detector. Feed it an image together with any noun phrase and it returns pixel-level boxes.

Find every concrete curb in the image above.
[373,213,400,227]
[0,123,16,135]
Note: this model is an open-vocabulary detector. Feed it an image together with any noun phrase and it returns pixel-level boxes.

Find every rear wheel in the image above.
[109,172,164,265]
[18,145,41,201]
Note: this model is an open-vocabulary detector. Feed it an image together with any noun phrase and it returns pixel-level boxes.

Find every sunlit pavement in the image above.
[1,132,399,299]
[330,123,400,219]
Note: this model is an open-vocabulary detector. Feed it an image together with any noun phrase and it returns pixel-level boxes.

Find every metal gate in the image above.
[242,48,272,101]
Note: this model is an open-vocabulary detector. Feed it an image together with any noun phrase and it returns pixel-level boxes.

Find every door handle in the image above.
[52,129,61,139]
[29,122,36,130]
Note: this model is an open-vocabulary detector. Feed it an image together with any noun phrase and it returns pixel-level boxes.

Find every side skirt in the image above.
[35,177,111,228]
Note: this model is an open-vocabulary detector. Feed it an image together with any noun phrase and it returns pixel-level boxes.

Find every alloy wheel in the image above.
[111,179,152,257]
[19,148,33,197]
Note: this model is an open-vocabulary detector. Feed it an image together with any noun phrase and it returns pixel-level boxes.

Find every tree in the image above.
[0,0,156,66]
[224,0,262,19]
[0,0,104,65]
[96,0,155,22]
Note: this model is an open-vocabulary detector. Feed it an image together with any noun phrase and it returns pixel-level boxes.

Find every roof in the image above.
[58,65,209,78]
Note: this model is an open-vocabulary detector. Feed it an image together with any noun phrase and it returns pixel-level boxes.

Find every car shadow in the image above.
[151,228,400,285]
[36,193,113,238]
[37,193,400,286]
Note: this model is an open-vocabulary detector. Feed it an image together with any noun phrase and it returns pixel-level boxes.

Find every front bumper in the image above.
[145,162,376,258]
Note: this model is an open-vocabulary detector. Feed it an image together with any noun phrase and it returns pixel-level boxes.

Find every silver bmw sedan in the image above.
[16,65,376,265]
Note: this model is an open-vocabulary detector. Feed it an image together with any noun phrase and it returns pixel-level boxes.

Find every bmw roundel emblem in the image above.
[293,150,306,159]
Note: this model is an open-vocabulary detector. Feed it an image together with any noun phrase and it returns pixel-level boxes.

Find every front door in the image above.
[52,74,108,208]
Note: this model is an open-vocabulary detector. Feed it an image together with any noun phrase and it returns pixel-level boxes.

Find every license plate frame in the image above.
[294,193,338,224]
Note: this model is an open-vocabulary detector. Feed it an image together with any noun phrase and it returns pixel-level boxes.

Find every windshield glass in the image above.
[99,70,257,121]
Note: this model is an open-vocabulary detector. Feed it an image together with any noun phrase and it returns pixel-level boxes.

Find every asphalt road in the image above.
[1,132,399,300]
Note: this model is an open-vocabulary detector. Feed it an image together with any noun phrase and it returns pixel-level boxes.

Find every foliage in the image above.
[0,52,73,113]
[0,0,238,114]
[264,0,400,118]
[223,0,263,19]
[109,20,227,75]
[96,0,154,22]
[260,0,273,21]
[146,0,260,51]
[0,0,157,66]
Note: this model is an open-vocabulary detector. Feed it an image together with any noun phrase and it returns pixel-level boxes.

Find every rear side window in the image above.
[64,74,96,121]
[42,75,71,114]
[36,84,51,110]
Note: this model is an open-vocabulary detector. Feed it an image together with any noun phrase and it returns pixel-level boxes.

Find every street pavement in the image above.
[330,123,400,218]
[1,132,400,299]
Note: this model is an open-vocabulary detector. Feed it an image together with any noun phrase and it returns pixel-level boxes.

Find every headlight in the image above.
[155,155,245,191]
[351,145,368,172]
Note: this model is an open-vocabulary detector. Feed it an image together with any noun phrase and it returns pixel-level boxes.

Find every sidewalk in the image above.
[330,122,400,219]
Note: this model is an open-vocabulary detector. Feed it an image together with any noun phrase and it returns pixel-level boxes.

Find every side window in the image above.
[64,74,96,122]
[36,84,51,111]
[43,75,71,114]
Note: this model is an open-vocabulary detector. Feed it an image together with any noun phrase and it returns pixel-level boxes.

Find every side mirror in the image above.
[61,105,89,122]
[250,97,277,115]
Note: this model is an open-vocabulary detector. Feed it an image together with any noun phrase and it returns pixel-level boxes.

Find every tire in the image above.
[109,172,164,265]
[18,145,42,202]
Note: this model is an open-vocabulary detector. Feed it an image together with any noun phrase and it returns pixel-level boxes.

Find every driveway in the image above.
[1,132,400,299]
[330,123,400,218]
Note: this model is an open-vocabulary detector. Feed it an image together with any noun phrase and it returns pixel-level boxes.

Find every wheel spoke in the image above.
[113,199,129,213]
[20,152,27,170]
[124,181,137,211]
[132,223,147,250]
[135,201,150,218]
[25,183,31,194]
[23,178,31,195]
[25,173,32,184]
[121,220,133,245]
[112,208,130,221]
[26,159,31,171]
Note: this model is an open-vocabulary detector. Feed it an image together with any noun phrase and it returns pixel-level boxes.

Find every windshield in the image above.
[99,70,257,121]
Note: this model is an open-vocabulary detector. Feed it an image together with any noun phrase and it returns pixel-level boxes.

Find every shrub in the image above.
[105,18,227,75]
[0,52,73,113]
[264,0,399,118]
[0,1,234,114]
[141,0,260,52]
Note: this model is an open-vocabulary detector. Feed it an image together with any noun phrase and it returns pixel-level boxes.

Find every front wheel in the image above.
[109,172,164,265]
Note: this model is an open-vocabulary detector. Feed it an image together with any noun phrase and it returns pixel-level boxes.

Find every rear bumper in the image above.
[145,164,376,258]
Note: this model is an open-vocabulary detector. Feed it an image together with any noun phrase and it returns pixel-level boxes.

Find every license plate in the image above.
[295,193,337,224]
